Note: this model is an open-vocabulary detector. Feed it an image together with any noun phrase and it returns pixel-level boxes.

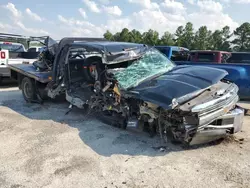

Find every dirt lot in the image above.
[0,82,250,188]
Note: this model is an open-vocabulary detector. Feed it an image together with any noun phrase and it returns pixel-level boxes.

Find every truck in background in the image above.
[174,50,250,99]
[189,50,231,63]
[0,33,47,84]
[227,52,250,64]
[182,50,250,64]
[0,41,26,83]
[27,46,43,52]
[174,61,250,100]
[154,46,250,99]
[155,46,190,61]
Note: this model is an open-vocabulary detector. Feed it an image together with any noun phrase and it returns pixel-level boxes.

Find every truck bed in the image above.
[9,64,52,83]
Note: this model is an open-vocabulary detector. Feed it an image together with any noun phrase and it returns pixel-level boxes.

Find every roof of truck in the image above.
[156,46,189,51]
[73,41,145,47]
[72,41,147,53]
[231,52,250,54]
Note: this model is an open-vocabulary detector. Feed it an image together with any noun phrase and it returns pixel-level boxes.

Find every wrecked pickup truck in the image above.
[9,37,244,145]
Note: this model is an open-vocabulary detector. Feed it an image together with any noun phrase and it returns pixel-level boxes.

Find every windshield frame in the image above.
[113,47,176,90]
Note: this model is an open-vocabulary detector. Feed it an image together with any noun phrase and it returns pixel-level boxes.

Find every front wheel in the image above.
[21,77,36,102]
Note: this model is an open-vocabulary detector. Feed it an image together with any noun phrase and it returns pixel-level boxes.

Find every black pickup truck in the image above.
[9,37,244,146]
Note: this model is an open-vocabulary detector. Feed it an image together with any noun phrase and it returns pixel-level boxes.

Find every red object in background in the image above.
[3,42,12,45]
[190,51,231,63]
[0,51,6,59]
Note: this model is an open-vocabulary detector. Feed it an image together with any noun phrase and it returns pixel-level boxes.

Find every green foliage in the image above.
[232,22,250,52]
[142,29,159,45]
[193,26,212,50]
[119,28,131,42]
[129,29,143,43]
[174,22,194,49]
[160,31,175,46]
[103,22,250,51]
[103,30,113,41]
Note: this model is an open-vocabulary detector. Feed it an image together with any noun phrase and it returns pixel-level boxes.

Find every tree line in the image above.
[103,22,250,52]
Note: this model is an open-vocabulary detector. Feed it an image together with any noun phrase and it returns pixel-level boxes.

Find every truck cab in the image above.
[227,52,250,64]
[155,46,190,61]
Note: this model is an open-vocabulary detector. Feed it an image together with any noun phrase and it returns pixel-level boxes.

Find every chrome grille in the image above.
[192,83,238,114]
[198,92,238,116]
[192,83,239,126]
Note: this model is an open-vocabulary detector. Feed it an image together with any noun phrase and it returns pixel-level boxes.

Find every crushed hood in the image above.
[130,65,228,109]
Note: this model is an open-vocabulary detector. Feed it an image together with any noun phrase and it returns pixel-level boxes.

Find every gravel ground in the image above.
[0,82,250,188]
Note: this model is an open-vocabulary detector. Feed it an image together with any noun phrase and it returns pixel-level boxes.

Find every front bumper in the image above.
[189,107,244,145]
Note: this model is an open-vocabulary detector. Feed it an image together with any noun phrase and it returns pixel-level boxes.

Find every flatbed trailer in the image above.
[9,64,52,84]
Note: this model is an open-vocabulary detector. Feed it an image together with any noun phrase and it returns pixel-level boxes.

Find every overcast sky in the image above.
[0,0,250,39]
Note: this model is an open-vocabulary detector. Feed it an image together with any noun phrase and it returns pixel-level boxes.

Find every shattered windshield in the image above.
[114,48,175,89]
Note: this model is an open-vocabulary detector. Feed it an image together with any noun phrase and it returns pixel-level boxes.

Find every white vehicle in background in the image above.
[0,48,9,83]
[28,46,42,52]
[0,41,29,83]
[0,33,48,84]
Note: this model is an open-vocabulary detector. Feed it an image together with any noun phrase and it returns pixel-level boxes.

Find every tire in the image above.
[0,76,2,85]
[21,77,36,102]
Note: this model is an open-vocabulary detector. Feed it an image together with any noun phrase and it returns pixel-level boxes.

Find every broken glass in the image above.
[114,48,175,90]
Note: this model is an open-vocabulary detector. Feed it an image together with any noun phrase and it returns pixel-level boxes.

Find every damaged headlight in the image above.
[171,98,179,109]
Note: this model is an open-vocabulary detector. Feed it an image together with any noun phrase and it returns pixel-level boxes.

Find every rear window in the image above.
[171,50,189,61]
[221,53,231,63]
[155,47,189,61]
[0,43,25,52]
[197,53,215,62]
[227,53,250,63]
[155,47,170,57]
